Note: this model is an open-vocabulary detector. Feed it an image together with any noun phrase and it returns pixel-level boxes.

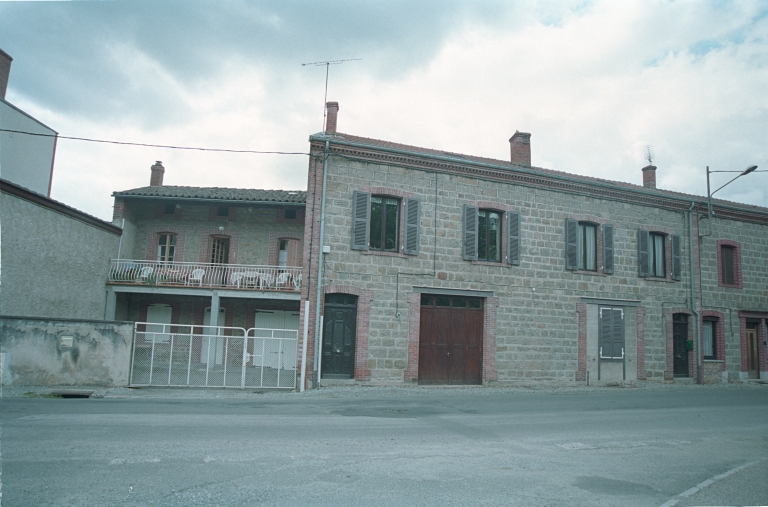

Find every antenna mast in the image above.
[645,145,654,166]
[302,58,362,131]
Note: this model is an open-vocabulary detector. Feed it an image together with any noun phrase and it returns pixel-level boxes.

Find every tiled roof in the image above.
[113,186,306,204]
[316,132,768,214]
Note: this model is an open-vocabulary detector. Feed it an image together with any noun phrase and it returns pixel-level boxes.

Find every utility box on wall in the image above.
[686,340,694,350]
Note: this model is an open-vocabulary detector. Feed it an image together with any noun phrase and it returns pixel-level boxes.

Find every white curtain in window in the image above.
[585,225,596,270]
[653,236,665,277]
[703,321,714,357]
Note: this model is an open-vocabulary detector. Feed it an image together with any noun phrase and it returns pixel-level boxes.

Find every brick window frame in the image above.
[468,201,517,268]
[268,231,304,266]
[405,292,498,384]
[198,229,241,264]
[716,239,743,289]
[155,202,182,220]
[208,205,237,222]
[321,285,374,381]
[638,225,678,282]
[700,310,726,370]
[738,311,768,376]
[277,207,305,224]
[569,214,610,276]
[358,186,413,259]
[146,226,186,261]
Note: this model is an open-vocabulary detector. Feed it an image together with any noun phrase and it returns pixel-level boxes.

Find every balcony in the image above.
[108,260,302,291]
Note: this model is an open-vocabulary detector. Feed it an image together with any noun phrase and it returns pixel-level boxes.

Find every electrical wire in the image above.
[0,128,311,156]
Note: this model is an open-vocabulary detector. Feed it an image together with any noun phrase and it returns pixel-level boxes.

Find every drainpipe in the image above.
[117,218,125,259]
[313,140,330,388]
[688,202,702,384]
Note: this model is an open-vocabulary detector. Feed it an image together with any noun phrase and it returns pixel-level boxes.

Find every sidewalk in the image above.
[2,379,765,400]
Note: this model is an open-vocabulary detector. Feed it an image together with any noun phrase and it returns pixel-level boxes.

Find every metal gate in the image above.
[129,322,298,389]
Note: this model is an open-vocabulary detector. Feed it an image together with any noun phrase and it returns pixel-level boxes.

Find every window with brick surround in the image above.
[717,240,742,288]
[157,234,176,262]
[637,229,682,280]
[351,191,420,255]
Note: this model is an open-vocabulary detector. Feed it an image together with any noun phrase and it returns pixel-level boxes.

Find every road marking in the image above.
[658,459,766,507]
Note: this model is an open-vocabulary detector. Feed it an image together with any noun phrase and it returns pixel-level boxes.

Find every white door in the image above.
[254,310,300,368]
[202,307,226,365]
[146,304,172,343]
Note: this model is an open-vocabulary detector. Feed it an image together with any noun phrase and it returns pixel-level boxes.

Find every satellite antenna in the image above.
[645,145,654,166]
[302,58,362,131]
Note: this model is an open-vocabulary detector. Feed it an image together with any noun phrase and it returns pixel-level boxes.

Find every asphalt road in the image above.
[1,384,766,507]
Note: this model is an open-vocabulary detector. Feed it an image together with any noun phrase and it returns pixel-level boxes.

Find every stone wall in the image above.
[304,148,768,385]
[0,317,133,386]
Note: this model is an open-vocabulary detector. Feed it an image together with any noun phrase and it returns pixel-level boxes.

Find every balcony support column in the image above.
[105,288,117,321]
[209,292,221,327]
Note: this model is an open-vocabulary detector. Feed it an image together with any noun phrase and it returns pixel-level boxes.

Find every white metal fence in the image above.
[109,260,302,291]
[129,323,298,389]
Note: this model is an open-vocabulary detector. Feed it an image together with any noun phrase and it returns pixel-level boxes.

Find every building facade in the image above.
[298,102,768,388]
[108,162,306,388]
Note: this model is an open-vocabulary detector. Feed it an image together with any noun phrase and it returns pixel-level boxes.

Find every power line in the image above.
[0,128,311,156]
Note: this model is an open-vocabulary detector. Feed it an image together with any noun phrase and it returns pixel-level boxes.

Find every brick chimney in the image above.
[509,131,531,166]
[150,161,165,187]
[642,165,657,189]
[325,101,339,134]
[0,49,12,100]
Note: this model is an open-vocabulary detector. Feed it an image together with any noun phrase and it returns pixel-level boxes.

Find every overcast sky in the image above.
[1,1,767,221]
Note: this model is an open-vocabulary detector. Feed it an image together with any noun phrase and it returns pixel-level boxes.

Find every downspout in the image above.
[688,202,702,384]
[117,218,125,259]
[313,140,330,388]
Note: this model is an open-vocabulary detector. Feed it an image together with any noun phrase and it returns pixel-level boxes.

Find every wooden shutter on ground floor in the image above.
[671,234,682,280]
[637,229,650,277]
[507,211,520,266]
[351,191,370,251]
[462,205,478,261]
[565,218,578,270]
[599,307,624,359]
[602,224,614,275]
[403,198,421,255]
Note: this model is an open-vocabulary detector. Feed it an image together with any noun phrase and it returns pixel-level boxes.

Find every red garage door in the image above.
[418,295,483,385]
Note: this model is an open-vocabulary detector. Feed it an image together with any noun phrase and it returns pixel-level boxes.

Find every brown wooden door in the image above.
[746,326,758,379]
[418,295,483,385]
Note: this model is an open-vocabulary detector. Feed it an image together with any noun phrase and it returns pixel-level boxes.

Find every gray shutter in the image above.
[565,219,578,270]
[599,307,625,359]
[462,205,478,261]
[403,198,421,255]
[671,234,682,281]
[602,224,614,275]
[351,191,370,251]
[637,229,649,277]
[507,211,521,266]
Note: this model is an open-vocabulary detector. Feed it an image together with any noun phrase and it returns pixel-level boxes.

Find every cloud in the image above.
[1,0,766,220]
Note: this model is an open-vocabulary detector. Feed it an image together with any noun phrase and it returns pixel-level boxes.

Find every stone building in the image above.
[108,163,306,388]
[298,102,768,388]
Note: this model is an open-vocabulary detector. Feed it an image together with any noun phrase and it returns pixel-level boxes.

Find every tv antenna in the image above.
[645,145,654,166]
[302,58,362,131]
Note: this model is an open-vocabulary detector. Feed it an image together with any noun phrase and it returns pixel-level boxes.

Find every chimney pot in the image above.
[509,131,531,166]
[642,165,657,189]
[150,161,165,187]
[0,49,13,100]
[325,101,339,134]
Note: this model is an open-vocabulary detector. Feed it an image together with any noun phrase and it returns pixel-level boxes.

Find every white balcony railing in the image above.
[108,259,302,291]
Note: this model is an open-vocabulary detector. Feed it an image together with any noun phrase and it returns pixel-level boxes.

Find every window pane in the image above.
[452,298,467,308]
[384,198,398,250]
[468,299,482,308]
[217,206,229,217]
[489,212,500,261]
[420,295,433,306]
[370,197,383,249]
[703,321,714,357]
[578,225,586,269]
[585,225,596,270]
[652,234,665,277]
[478,211,488,259]
[164,203,175,214]
[722,246,734,284]
[436,297,450,307]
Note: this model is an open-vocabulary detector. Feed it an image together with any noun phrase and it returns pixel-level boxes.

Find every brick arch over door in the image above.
[405,293,498,383]
[322,285,374,381]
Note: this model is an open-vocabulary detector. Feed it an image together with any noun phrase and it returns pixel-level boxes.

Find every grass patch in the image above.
[24,392,62,399]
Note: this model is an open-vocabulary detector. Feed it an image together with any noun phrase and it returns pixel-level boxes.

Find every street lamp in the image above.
[706,165,760,219]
